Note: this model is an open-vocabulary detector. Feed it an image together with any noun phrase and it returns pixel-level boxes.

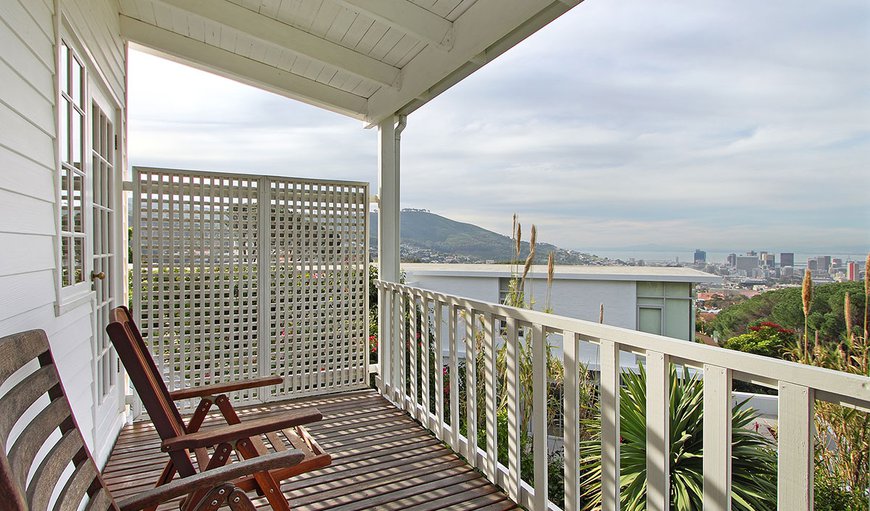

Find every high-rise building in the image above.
[727,253,737,267]
[808,259,818,271]
[761,253,775,268]
[819,256,832,272]
[847,261,860,281]
[780,253,794,268]
[736,256,758,272]
[694,249,706,264]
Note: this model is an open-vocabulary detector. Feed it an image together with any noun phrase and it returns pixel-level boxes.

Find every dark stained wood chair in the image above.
[106,306,331,511]
[0,329,306,511]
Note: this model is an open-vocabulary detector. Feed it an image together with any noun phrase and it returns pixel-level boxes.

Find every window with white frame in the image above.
[58,40,87,290]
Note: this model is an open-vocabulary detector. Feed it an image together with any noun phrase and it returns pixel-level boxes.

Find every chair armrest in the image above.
[168,376,284,401]
[161,408,322,452]
[115,449,305,511]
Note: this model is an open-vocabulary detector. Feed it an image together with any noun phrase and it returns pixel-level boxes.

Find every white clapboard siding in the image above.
[0,0,127,468]
[0,146,56,202]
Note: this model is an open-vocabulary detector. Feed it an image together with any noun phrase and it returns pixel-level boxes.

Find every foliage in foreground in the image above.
[577,365,777,511]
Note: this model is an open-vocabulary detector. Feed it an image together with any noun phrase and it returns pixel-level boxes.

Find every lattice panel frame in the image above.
[134,167,368,410]
[267,179,369,398]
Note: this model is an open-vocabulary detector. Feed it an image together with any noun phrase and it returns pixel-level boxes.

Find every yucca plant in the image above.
[577,364,777,511]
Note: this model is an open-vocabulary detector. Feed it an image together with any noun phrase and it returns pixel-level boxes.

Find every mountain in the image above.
[370,209,605,265]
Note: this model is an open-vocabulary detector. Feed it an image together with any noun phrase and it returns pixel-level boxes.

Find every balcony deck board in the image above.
[102,389,519,510]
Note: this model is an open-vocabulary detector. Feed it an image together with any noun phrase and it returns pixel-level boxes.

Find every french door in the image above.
[90,82,123,449]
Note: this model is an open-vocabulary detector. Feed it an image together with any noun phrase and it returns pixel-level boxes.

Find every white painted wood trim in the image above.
[505,315,521,501]
[703,364,732,511]
[646,351,670,511]
[531,323,547,510]
[483,311,498,483]
[448,303,459,448]
[465,306,477,465]
[778,382,814,511]
[562,330,580,511]
[376,281,870,402]
[154,0,401,87]
[120,16,368,121]
[599,338,621,511]
[337,0,453,49]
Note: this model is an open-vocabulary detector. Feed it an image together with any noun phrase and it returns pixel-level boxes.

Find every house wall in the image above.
[405,273,637,329]
[404,274,500,304]
[0,0,126,467]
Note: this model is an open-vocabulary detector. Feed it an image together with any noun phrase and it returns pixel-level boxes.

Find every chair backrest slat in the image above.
[0,365,59,447]
[0,330,117,511]
[106,306,186,437]
[54,459,99,511]
[28,430,85,511]
[106,306,198,477]
[8,397,72,491]
[83,487,114,511]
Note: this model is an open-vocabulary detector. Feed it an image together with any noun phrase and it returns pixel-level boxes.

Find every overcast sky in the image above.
[128,0,870,256]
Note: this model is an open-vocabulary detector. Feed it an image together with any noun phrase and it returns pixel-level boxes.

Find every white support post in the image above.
[434,300,445,440]
[449,304,460,448]
[465,307,478,465]
[377,116,399,400]
[409,291,419,414]
[563,331,580,511]
[599,339,621,511]
[506,316,521,501]
[484,313,498,483]
[531,323,547,511]
[398,290,407,408]
[778,382,814,511]
[421,295,431,426]
[646,351,670,511]
[703,364,732,511]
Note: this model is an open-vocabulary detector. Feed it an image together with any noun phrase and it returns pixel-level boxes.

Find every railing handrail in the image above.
[377,280,870,408]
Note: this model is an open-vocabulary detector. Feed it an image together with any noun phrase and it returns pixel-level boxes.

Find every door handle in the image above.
[91,271,106,281]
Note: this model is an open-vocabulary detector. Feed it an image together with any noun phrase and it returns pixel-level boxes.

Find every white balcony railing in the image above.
[375,280,870,511]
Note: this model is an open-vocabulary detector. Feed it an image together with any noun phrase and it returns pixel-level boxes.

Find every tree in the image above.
[577,365,777,511]
[722,321,795,358]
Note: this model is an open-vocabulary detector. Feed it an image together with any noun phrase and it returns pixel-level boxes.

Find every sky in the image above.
[127,0,870,257]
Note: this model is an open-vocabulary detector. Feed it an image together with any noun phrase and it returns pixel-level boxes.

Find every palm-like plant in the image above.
[577,364,777,511]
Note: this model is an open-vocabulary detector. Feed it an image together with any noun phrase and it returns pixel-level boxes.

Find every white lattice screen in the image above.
[134,167,369,409]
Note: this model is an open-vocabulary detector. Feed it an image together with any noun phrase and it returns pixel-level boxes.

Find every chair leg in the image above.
[214,396,292,511]
[181,443,234,511]
[188,483,255,511]
[234,437,292,511]
[226,487,257,511]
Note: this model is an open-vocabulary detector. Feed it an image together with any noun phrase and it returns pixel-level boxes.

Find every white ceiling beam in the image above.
[153,0,400,88]
[120,15,369,120]
[365,0,576,125]
[336,0,453,50]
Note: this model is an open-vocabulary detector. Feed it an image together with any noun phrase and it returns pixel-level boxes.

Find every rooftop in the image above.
[402,263,722,284]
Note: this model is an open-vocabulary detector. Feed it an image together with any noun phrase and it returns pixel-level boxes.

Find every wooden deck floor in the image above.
[102,389,520,510]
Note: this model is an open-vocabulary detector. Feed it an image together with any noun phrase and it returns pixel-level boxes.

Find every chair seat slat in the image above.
[9,397,71,488]
[0,365,59,443]
[27,429,85,511]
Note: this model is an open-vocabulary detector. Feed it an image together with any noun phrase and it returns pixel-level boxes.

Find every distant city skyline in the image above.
[128,0,870,252]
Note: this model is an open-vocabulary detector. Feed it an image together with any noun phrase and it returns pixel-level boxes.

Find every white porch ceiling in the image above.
[119,0,581,124]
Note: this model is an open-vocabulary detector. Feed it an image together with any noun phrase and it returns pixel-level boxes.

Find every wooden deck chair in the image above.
[0,329,307,511]
[106,306,331,511]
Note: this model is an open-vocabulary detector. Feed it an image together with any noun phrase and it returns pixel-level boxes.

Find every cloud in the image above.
[128,0,870,255]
